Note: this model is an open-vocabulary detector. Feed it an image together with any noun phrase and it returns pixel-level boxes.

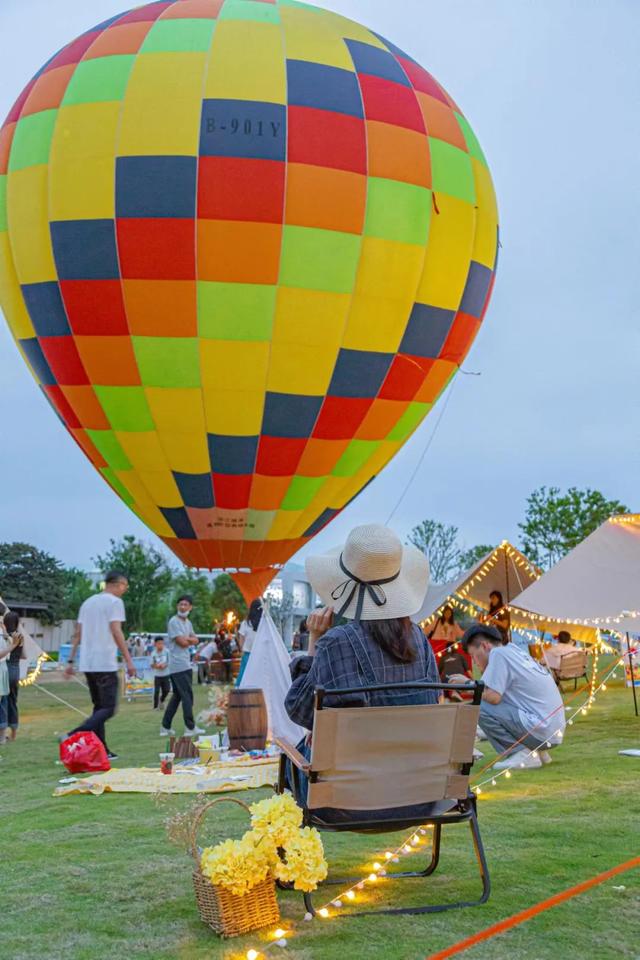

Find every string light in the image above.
[19,652,48,687]
[243,654,624,960]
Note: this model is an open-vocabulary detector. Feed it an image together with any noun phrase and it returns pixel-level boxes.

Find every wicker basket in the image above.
[190,797,280,938]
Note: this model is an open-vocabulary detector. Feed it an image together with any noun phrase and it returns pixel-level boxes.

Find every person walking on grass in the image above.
[451,624,566,770]
[64,571,136,760]
[160,595,205,738]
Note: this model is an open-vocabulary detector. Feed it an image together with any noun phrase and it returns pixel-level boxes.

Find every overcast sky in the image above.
[0,0,638,572]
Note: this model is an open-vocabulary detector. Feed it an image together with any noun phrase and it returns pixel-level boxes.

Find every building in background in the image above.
[264,562,319,646]
[3,599,75,653]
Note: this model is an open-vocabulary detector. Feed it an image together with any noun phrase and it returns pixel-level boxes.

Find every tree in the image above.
[211,574,247,623]
[62,567,94,619]
[0,542,66,623]
[408,520,461,583]
[93,536,174,632]
[519,486,629,569]
[266,590,294,638]
[457,544,495,574]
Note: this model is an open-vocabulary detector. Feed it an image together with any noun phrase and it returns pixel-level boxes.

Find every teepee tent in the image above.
[413,541,540,626]
[239,610,304,744]
[508,515,640,642]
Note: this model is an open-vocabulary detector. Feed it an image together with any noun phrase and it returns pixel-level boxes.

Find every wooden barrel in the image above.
[226,688,268,751]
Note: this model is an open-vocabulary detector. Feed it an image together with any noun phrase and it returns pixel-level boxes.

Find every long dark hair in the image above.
[439,604,454,626]
[489,591,504,612]
[3,611,20,635]
[248,599,263,632]
[364,617,416,663]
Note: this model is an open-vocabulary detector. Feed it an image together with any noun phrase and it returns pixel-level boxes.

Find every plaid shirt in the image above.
[285,621,440,731]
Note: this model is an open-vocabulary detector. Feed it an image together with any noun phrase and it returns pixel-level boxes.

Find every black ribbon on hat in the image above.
[330,554,401,622]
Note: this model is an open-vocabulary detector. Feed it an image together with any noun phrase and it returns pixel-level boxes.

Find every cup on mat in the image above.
[159,752,175,775]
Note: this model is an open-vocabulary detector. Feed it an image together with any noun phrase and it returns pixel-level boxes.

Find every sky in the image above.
[0,0,638,572]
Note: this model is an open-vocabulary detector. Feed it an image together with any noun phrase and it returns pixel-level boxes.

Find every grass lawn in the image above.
[3,660,640,960]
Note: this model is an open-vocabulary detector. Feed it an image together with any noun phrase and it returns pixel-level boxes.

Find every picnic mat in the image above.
[53,756,279,797]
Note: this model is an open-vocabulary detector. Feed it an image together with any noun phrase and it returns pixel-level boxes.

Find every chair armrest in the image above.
[273,736,311,774]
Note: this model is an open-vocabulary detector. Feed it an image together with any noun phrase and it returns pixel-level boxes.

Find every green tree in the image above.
[93,536,174,632]
[457,544,495,574]
[519,486,629,569]
[408,520,461,583]
[211,573,246,622]
[62,567,94,619]
[0,542,66,623]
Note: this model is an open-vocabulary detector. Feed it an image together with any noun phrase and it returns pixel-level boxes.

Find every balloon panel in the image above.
[0,0,498,570]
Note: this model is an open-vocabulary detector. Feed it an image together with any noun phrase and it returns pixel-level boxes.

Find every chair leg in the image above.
[303,815,490,918]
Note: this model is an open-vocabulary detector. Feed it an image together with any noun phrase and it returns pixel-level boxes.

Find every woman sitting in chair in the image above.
[284,523,452,821]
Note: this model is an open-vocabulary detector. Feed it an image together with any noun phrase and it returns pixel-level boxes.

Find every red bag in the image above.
[59,732,111,773]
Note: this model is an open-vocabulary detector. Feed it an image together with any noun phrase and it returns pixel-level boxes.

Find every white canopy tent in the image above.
[413,541,540,625]
[239,610,304,744]
[508,515,640,643]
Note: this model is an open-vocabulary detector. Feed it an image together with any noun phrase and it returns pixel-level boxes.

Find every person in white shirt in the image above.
[195,640,216,685]
[236,598,263,686]
[64,571,135,759]
[452,624,566,771]
[151,637,171,709]
[543,631,577,672]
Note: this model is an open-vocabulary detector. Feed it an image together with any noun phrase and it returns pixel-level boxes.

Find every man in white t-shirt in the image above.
[453,625,565,771]
[64,571,135,759]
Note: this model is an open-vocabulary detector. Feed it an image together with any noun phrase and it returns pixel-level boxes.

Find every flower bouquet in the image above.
[197,687,229,729]
[192,794,327,937]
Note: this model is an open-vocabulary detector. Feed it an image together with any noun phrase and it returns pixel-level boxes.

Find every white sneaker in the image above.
[538,749,553,765]
[185,725,205,737]
[476,725,488,742]
[473,748,484,760]
[493,749,542,770]
[159,728,175,737]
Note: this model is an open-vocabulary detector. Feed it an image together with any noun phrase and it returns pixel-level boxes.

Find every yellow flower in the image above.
[249,793,303,848]
[200,832,271,897]
[274,827,328,892]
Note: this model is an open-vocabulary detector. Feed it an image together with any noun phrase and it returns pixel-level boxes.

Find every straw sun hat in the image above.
[305,524,430,622]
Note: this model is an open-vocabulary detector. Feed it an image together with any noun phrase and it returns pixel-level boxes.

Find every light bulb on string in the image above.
[346,890,355,901]
[318,908,329,918]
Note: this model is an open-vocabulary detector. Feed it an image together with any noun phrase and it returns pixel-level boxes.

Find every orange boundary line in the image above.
[425,855,640,960]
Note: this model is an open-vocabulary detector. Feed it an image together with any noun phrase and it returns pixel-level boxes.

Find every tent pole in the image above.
[626,632,639,718]
[504,548,512,642]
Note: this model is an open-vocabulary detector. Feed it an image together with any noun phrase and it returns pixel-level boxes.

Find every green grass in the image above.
[3,662,640,960]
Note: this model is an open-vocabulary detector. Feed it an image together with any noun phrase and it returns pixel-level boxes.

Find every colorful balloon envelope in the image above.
[0,0,498,577]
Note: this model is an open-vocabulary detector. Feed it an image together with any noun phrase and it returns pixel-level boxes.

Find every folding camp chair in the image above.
[550,649,589,690]
[275,680,490,917]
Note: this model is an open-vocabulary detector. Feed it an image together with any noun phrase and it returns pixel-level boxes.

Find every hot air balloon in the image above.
[0,0,498,600]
